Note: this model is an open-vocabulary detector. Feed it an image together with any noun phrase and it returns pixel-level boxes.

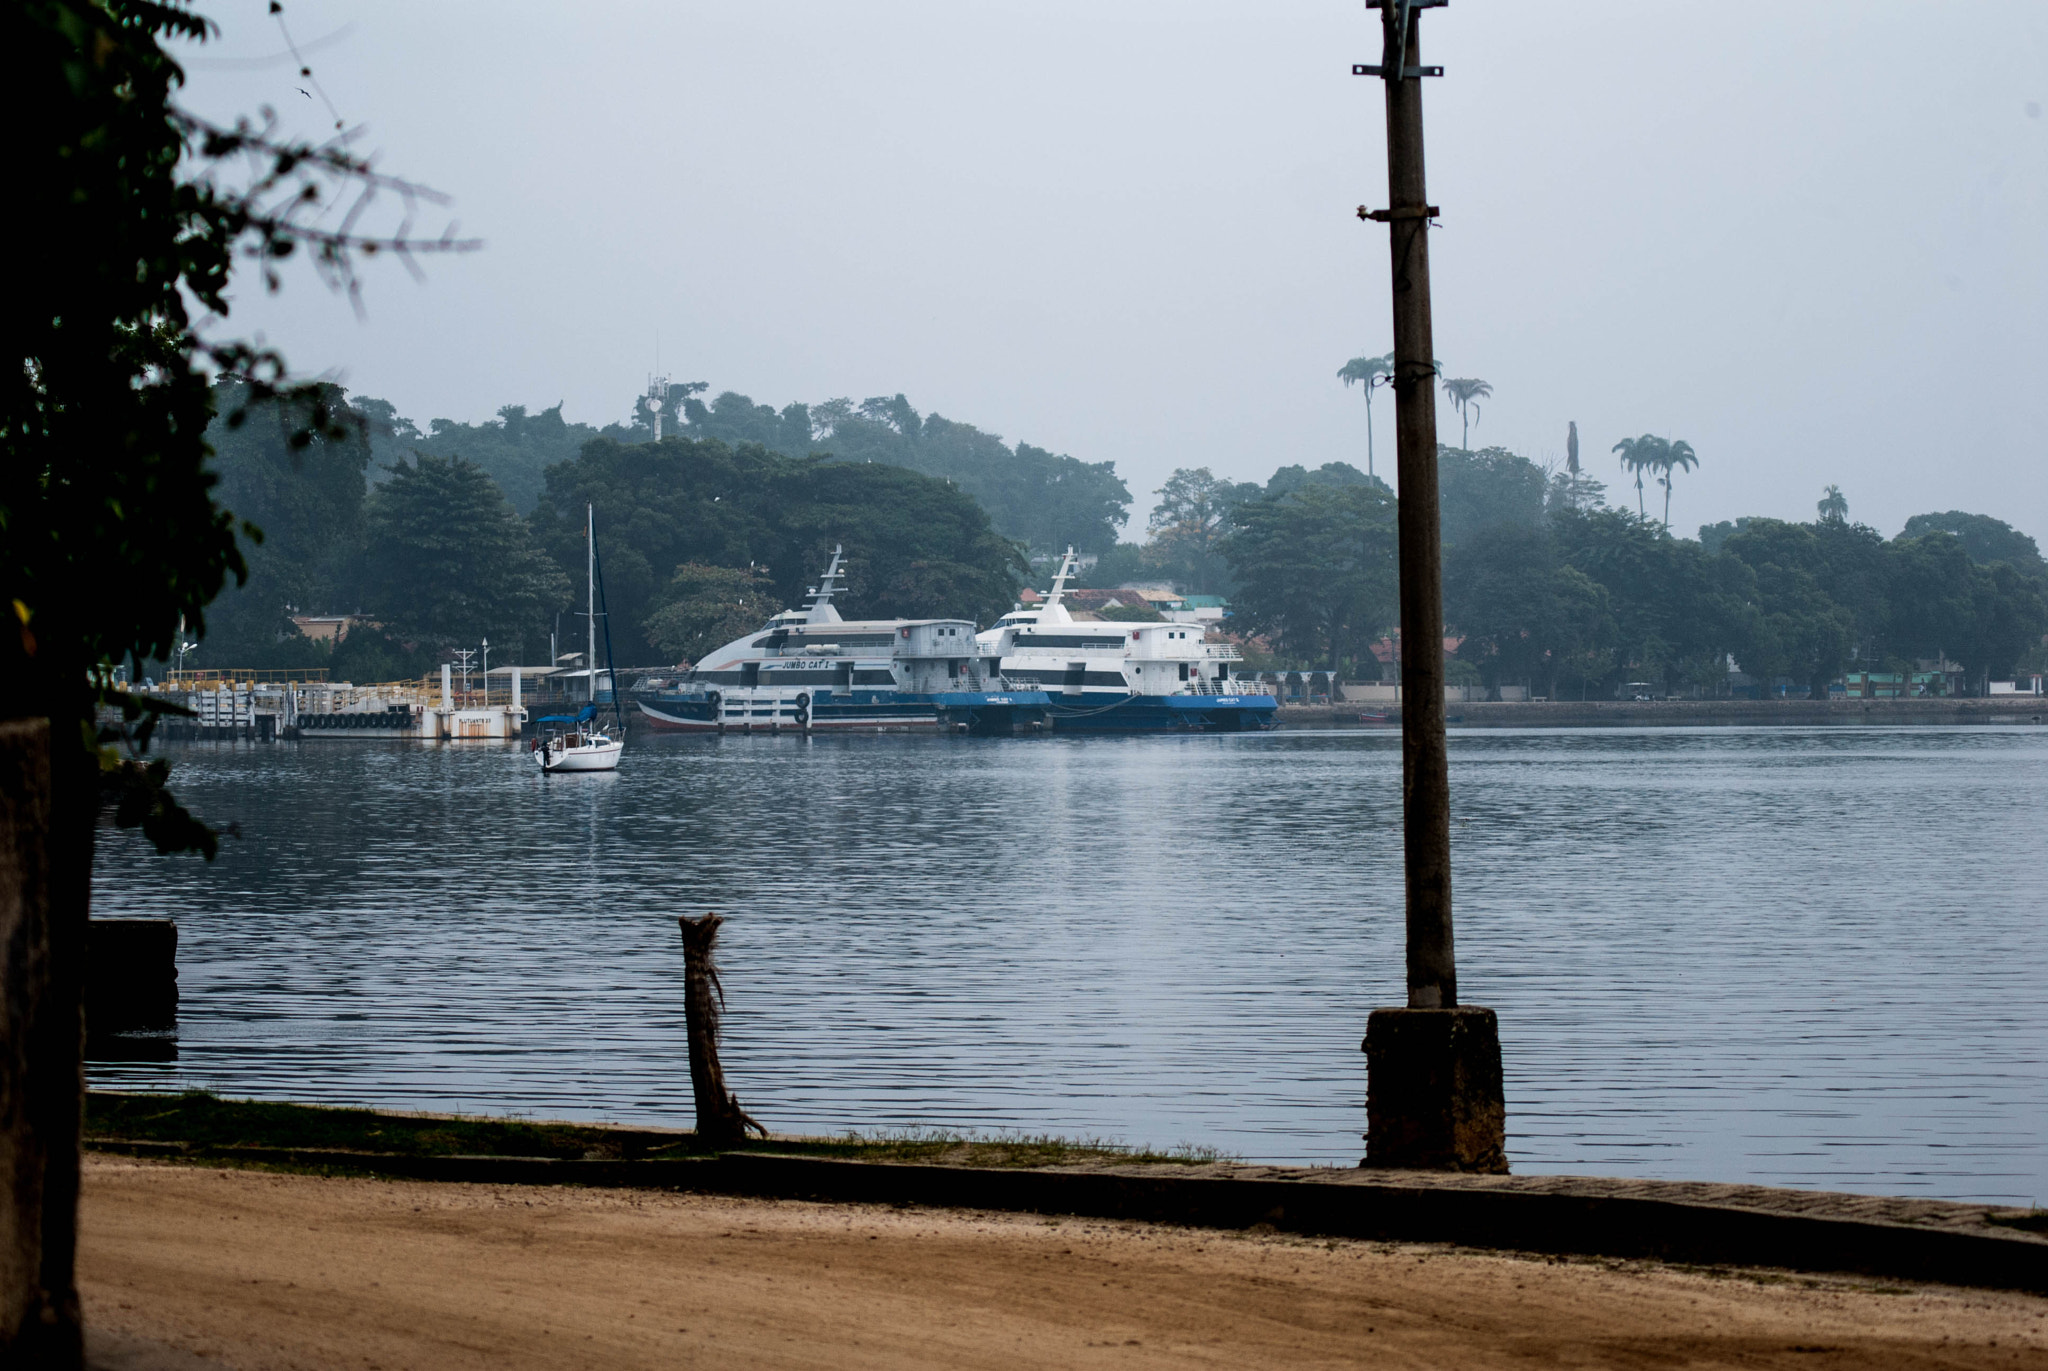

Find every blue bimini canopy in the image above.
[537,714,579,723]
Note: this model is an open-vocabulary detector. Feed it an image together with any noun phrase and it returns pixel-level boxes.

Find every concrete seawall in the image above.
[1280,697,2048,728]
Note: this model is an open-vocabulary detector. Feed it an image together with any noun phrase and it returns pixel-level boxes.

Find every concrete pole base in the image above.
[1362,1006,1508,1173]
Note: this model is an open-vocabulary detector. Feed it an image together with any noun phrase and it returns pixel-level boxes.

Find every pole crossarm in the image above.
[1356,0,1448,82]
[1351,64,1443,79]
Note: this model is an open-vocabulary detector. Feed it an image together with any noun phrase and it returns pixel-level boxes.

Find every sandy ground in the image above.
[78,1157,2048,1370]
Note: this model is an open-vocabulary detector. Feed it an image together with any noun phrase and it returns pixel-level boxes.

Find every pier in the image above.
[138,665,533,743]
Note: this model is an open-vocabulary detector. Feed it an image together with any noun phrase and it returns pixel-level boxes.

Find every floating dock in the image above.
[139,664,529,742]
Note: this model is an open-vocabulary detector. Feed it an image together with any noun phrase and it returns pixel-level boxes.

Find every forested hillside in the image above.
[529,436,1025,665]
[354,400,626,516]
[350,386,1132,555]
[189,379,2045,697]
[188,385,1021,674]
[680,390,1130,555]
[1098,446,2045,696]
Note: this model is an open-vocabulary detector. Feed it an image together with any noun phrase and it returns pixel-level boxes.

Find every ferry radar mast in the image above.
[1038,547,1078,625]
[804,545,846,624]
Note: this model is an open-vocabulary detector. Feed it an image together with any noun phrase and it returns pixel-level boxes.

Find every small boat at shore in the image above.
[1358,712,1394,724]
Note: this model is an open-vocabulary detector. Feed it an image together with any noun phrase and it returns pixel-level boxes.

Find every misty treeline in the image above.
[197,381,1025,674]
[1114,451,2047,696]
[198,376,2044,696]
[355,386,1131,555]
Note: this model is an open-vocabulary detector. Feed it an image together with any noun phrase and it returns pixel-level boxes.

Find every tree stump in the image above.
[676,913,765,1147]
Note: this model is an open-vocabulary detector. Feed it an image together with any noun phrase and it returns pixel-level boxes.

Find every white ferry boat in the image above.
[974,551,1276,732]
[635,548,1052,735]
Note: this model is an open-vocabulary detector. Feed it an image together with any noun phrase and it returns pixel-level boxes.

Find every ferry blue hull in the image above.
[638,690,1055,735]
[638,689,1274,735]
[1045,693,1279,733]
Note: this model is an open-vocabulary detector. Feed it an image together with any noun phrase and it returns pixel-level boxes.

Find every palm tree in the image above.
[1337,354,1394,480]
[1440,377,1492,449]
[1653,440,1697,530]
[1611,434,1663,519]
[1817,484,1848,523]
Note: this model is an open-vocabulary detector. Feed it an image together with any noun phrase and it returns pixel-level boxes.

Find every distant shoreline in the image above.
[1279,697,2048,728]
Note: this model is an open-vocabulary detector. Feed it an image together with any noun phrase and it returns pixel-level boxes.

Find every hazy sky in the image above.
[178,2,2048,545]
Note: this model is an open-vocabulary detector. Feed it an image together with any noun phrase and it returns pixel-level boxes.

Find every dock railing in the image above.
[163,667,330,686]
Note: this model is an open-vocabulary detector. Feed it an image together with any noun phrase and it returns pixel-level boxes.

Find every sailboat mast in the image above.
[586,503,597,711]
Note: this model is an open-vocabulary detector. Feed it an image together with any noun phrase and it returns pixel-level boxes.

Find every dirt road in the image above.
[79,1157,2045,1369]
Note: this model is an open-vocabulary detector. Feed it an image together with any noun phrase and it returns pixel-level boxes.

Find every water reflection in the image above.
[88,725,2048,1203]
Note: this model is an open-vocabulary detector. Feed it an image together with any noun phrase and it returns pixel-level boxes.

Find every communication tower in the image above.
[646,374,670,442]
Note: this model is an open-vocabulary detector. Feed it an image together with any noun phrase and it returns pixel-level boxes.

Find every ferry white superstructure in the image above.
[635,547,1047,734]
[974,551,1276,732]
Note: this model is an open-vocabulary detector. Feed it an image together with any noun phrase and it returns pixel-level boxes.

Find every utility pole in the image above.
[1355,0,1506,1172]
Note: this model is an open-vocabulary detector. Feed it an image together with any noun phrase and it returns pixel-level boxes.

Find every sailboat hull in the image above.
[537,740,623,773]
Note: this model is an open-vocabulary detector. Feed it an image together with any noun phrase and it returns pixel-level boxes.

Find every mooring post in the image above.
[1357,0,1507,1172]
[675,913,766,1147]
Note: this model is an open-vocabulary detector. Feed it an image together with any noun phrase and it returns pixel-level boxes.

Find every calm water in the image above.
[89,725,2048,1203]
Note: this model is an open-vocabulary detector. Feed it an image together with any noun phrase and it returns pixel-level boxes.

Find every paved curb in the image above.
[89,1140,2048,1294]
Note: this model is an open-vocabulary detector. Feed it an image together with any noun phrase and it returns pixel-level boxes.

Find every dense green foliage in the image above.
[642,563,776,663]
[172,386,573,678]
[1224,482,1399,670]
[529,437,1026,664]
[1439,507,2047,698]
[1143,468,1251,594]
[196,383,373,667]
[1436,447,1547,549]
[0,0,390,863]
[1443,523,1615,696]
[1900,511,2047,582]
[351,386,1133,556]
[685,390,1131,555]
[1117,442,2044,693]
[360,455,568,658]
[356,400,616,516]
[6,0,241,738]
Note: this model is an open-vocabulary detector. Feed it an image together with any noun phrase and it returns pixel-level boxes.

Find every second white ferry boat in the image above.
[975,551,1277,732]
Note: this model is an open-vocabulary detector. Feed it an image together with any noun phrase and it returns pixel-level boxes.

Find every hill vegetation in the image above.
[190,383,2045,699]
[353,386,1132,560]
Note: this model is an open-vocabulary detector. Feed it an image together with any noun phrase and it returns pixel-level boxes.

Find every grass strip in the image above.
[85,1091,1227,1169]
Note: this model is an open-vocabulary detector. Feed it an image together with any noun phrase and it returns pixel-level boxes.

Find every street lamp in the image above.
[481,637,490,704]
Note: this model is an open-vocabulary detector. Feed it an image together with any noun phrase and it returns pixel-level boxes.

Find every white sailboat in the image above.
[536,504,624,773]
